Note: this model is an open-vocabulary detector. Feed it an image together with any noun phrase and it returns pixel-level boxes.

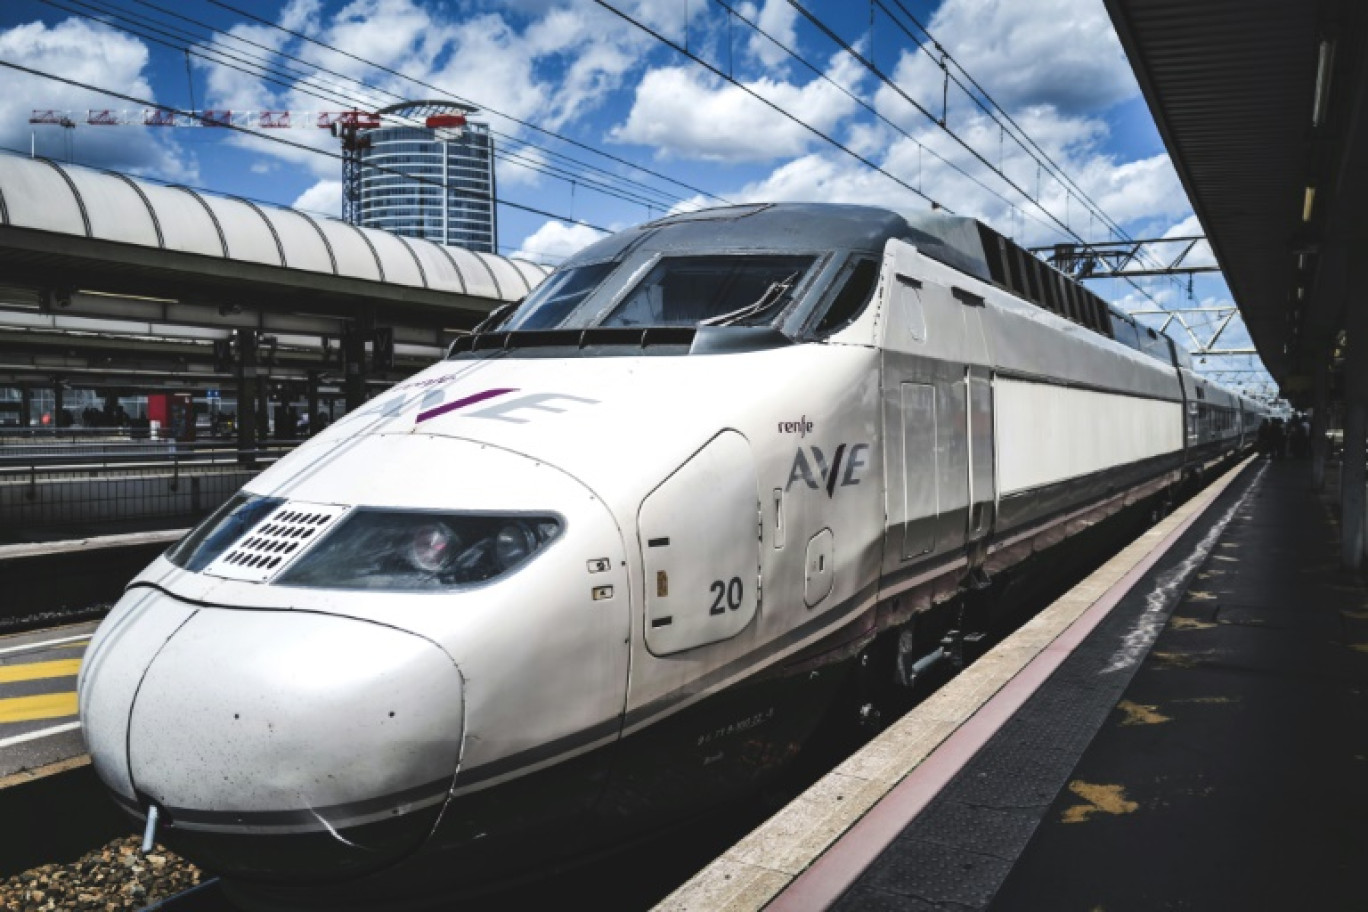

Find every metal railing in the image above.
[0,440,300,534]
[0,440,299,475]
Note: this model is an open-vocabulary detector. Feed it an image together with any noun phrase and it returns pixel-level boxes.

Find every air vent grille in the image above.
[204,501,348,582]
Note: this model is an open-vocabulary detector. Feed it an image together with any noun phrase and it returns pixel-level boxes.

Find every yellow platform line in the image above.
[0,692,78,724]
[0,659,82,684]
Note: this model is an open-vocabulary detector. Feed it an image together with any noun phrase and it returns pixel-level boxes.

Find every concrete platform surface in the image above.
[659,459,1255,912]
[990,458,1368,910]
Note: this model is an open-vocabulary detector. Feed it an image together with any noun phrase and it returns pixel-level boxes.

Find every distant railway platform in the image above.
[0,435,283,545]
[0,530,183,628]
[662,456,1368,910]
[0,621,96,781]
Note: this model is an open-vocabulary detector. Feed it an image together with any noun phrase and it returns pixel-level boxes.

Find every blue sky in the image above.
[0,0,1268,393]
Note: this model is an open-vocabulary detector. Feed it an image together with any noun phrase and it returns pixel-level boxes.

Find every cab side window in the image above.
[812,258,879,337]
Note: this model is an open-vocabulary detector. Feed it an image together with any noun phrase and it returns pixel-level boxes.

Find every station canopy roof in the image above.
[1105,0,1368,403]
[0,151,554,389]
[0,151,549,320]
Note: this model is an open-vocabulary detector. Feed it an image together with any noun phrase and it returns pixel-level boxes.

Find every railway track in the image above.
[144,879,230,911]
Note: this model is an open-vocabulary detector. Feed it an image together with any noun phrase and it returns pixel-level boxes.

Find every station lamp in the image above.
[1313,38,1335,128]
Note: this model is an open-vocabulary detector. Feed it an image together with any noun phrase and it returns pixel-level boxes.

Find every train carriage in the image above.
[77,203,1257,906]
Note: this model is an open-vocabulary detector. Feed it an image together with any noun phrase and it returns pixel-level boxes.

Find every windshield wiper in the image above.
[700,272,801,327]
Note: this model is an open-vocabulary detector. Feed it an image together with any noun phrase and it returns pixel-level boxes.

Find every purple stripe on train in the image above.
[416,388,518,424]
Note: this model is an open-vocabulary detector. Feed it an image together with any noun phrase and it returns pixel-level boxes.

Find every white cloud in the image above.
[738,0,800,68]
[292,179,342,216]
[922,0,1139,115]
[1073,153,1187,228]
[521,6,643,129]
[732,151,921,208]
[607,51,866,163]
[512,220,605,264]
[630,0,1169,251]
[496,145,549,188]
[1163,214,1202,237]
[0,18,195,181]
[1161,213,1217,268]
[192,0,676,181]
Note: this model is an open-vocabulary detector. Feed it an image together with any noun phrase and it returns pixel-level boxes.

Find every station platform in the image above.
[661,456,1368,910]
[0,621,96,781]
[0,529,181,629]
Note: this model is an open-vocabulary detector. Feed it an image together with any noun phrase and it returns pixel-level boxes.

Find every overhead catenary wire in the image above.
[51,0,1155,276]
[34,0,690,217]
[0,58,616,235]
[119,0,699,213]
[588,0,955,214]
[875,0,1198,297]
[787,0,1091,247]
[709,0,1059,238]
[774,0,1183,318]
[882,0,1125,242]
[594,0,1177,318]
[199,0,731,208]
[37,0,1222,343]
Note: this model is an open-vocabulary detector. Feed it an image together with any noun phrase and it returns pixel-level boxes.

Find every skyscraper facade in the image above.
[356,106,496,254]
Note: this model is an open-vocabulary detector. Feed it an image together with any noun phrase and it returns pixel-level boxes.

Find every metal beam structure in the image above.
[1031,233,1274,398]
[1126,307,1251,356]
[1104,0,1368,406]
[1030,237,1220,279]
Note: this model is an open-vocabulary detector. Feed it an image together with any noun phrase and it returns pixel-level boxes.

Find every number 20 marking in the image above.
[709,577,744,615]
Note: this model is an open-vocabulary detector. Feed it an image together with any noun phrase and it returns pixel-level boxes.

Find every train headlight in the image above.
[494,521,539,570]
[276,510,561,591]
[410,523,459,574]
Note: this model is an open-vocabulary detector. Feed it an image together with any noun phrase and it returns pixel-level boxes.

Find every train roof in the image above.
[548,203,1247,397]
[562,202,994,284]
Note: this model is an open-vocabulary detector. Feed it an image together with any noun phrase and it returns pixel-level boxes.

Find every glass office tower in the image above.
[356,117,496,253]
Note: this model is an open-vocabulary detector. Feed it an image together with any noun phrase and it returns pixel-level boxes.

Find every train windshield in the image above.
[499,255,816,331]
[602,255,814,328]
[501,262,617,331]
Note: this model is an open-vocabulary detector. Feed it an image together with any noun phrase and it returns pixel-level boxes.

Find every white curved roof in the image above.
[0,153,549,301]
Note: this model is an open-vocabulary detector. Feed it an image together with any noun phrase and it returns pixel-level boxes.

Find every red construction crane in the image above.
[30,106,471,223]
[28,108,388,129]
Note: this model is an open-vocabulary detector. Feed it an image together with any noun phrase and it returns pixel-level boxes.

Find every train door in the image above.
[966,367,994,544]
[879,239,983,578]
[958,294,994,546]
[896,379,938,559]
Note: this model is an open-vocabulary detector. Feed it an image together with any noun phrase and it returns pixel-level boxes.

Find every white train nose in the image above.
[106,599,463,880]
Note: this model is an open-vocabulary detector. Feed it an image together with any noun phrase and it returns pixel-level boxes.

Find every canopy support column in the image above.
[1311,348,1332,492]
[342,318,369,412]
[307,371,321,436]
[235,328,258,468]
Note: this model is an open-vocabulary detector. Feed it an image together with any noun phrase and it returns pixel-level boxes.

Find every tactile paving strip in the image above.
[829,467,1264,912]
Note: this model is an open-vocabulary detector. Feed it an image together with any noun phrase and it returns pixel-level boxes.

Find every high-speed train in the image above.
[79,203,1259,907]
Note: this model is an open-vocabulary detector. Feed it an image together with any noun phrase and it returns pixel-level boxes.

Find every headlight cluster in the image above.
[275,510,561,591]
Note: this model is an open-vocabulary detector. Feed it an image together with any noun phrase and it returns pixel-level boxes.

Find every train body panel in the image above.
[78,587,198,803]
[78,202,1258,899]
